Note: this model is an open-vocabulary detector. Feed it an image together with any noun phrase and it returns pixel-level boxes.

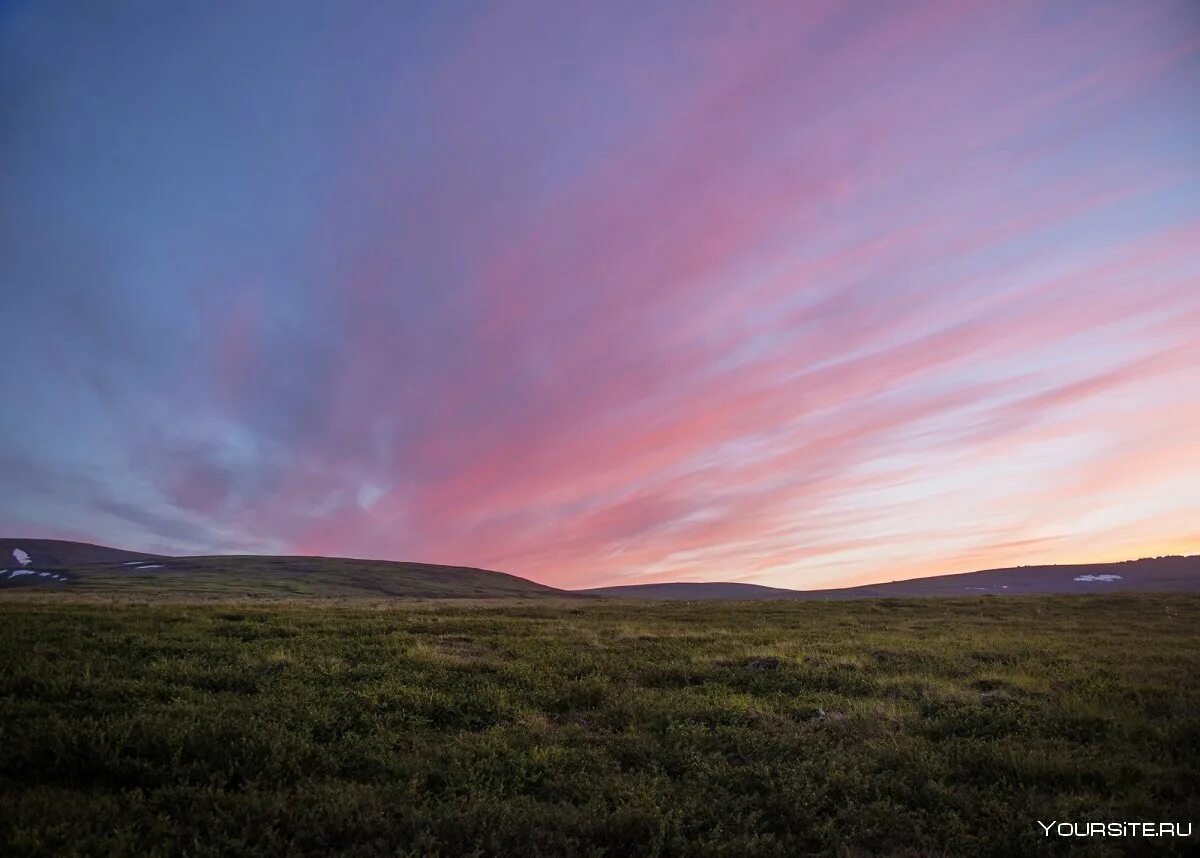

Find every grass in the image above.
[2,594,1198,856]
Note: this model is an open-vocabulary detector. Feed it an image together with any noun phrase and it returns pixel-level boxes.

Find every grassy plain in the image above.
[2,594,1197,856]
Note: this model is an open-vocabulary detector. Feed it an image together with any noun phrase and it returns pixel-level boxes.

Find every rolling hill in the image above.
[0,538,161,567]
[581,555,1200,599]
[0,539,570,599]
[4,539,1198,601]
[579,582,803,600]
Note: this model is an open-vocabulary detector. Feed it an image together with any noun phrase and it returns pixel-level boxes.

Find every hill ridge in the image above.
[582,555,1200,600]
[4,538,1198,600]
[0,538,569,599]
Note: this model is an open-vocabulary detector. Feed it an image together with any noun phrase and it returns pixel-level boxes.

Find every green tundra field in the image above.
[2,594,1198,856]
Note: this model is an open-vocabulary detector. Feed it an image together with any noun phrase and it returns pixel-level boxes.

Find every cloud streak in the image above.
[1,0,1198,587]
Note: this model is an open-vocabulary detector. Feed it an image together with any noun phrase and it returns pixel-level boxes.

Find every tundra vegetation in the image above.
[2,594,1197,856]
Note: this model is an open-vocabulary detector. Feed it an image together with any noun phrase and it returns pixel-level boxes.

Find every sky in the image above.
[1,1,1198,590]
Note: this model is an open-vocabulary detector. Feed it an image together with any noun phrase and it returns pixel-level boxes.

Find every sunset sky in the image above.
[1,1,1198,589]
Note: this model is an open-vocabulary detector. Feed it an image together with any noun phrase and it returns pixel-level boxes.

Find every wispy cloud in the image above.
[2,0,1197,586]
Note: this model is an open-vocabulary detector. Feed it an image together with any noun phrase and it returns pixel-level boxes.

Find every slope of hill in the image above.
[5,538,1198,601]
[581,582,801,600]
[0,538,161,568]
[798,555,1200,599]
[0,540,570,599]
[583,555,1200,600]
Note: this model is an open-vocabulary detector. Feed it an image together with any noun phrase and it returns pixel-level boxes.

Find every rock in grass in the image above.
[745,655,782,670]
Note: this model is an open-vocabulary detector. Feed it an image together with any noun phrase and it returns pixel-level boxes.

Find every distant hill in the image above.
[0,539,570,599]
[0,538,161,568]
[5,539,1197,601]
[581,582,801,600]
[582,556,1200,600]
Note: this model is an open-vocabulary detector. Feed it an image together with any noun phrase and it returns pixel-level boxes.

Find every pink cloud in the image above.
[47,1,1194,589]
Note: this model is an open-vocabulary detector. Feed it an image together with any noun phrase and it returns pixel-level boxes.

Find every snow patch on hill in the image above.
[13,548,31,566]
[2,569,65,582]
[1074,574,1123,582]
